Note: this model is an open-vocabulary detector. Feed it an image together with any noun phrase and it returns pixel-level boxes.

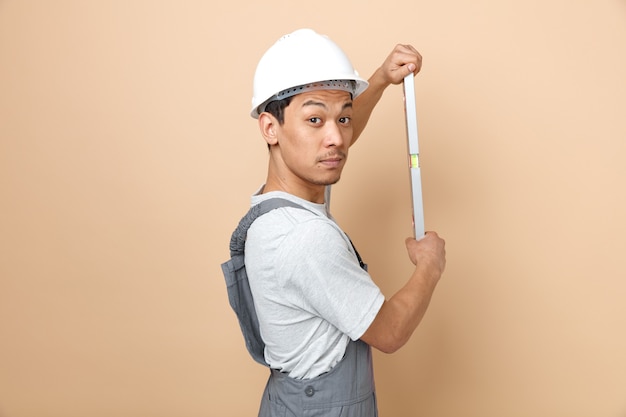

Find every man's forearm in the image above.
[360,260,442,354]
[386,263,441,348]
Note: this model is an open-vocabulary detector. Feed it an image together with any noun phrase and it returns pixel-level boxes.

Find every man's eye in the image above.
[339,117,351,125]
[309,117,322,124]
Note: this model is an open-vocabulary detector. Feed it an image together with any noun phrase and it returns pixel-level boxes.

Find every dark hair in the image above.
[262,96,293,125]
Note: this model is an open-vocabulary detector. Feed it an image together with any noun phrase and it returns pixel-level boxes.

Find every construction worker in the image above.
[223,28,446,416]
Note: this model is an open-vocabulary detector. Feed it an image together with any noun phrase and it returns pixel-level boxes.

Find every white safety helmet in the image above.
[250,28,369,119]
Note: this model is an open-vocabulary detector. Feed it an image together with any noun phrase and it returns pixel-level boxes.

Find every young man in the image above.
[227,28,446,416]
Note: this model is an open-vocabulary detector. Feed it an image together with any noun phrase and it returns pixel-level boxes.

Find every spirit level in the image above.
[403,74,425,239]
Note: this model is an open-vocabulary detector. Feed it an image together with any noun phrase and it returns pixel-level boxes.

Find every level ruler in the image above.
[403,74,425,239]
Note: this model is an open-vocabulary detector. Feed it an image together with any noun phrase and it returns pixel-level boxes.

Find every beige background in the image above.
[1,1,625,416]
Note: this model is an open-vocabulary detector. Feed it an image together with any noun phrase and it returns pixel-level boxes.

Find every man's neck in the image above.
[262,176,325,204]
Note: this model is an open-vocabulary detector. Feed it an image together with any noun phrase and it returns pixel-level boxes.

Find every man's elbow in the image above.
[362,329,411,354]
[376,343,401,354]
[377,332,411,354]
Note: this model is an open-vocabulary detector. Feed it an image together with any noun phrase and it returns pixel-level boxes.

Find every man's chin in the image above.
[311,177,341,186]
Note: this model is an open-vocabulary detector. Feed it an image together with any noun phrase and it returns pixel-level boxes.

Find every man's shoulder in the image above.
[250,204,330,235]
[247,204,343,251]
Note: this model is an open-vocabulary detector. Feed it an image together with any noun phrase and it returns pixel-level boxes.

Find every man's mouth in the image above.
[318,154,345,168]
[320,159,342,168]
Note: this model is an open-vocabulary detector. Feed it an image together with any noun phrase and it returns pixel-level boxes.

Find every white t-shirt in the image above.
[245,188,384,379]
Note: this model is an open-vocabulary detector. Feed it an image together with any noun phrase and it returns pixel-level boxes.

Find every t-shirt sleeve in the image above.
[275,218,384,340]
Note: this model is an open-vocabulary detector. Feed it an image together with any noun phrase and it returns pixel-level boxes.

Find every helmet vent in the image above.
[274,80,357,101]
[258,80,357,114]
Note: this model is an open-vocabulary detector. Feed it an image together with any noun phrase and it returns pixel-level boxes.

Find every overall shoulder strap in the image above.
[221,198,310,366]
[228,198,309,256]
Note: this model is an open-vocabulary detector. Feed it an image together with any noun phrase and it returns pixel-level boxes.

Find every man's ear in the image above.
[258,113,279,146]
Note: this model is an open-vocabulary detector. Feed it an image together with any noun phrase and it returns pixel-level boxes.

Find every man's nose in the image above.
[324,122,345,147]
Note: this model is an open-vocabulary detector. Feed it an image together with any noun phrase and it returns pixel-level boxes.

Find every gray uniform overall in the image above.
[221,198,378,417]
